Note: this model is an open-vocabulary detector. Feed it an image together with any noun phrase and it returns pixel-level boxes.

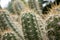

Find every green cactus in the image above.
[2,33,17,40]
[28,0,37,9]
[12,0,24,15]
[4,12,24,40]
[38,0,43,7]
[0,11,23,40]
[28,0,43,15]
[0,12,9,31]
[21,13,42,40]
[46,15,60,40]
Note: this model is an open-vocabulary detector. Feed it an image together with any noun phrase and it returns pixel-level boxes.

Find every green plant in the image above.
[28,0,43,15]
[28,0,36,9]
[0,11,23,40]
[7,1,14,13]
[12,0,24,15]
[21,12,42,40]
[46,15,60,40]
[2,33,17,40]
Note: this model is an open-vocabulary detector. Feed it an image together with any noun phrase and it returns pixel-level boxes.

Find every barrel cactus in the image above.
[2,33,17,40]
[21,12,42,40]
[46,14,60,40]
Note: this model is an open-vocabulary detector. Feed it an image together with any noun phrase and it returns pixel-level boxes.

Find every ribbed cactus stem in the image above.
[0,12,9,31]
[28,0,37,9]
[38,0,43,7]
[36,0,43,15]
[12,0,25,15]
[0,11,24,40]
[4,12,24,40]
[46,14,60,40]
[28,0,43,15]
[21,12,42,40]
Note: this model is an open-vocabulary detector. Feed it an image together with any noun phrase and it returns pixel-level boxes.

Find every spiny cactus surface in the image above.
[12,0,25,15]
[21,13,42,40]
[0,12,9,31]
[46,15,60,40]
[0,11,23,40]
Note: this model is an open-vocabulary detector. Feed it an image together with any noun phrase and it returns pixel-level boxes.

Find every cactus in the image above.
[4,12,24,40]
[7,0,24,15]
[0,11,9,31]
[46,15,60,40]
[0,10,24,40]
[38,0,43,8]
[28,0,36,9]
[12,0,24,15]
[2,33,17,40]
[7,0,14,13]
[21,12,42,40]
[28,0,43,15]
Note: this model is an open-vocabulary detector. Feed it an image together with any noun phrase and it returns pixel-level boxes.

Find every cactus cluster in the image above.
[46,15,60,40]
[1,0,60,40]
[21,12,42,40]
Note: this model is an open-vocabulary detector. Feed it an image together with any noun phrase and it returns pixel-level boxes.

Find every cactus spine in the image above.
[21,12,42,40]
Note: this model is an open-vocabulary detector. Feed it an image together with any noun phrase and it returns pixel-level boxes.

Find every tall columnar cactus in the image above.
[46,15,60,40]
[2,33,17,40]
[21,12,42,40]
